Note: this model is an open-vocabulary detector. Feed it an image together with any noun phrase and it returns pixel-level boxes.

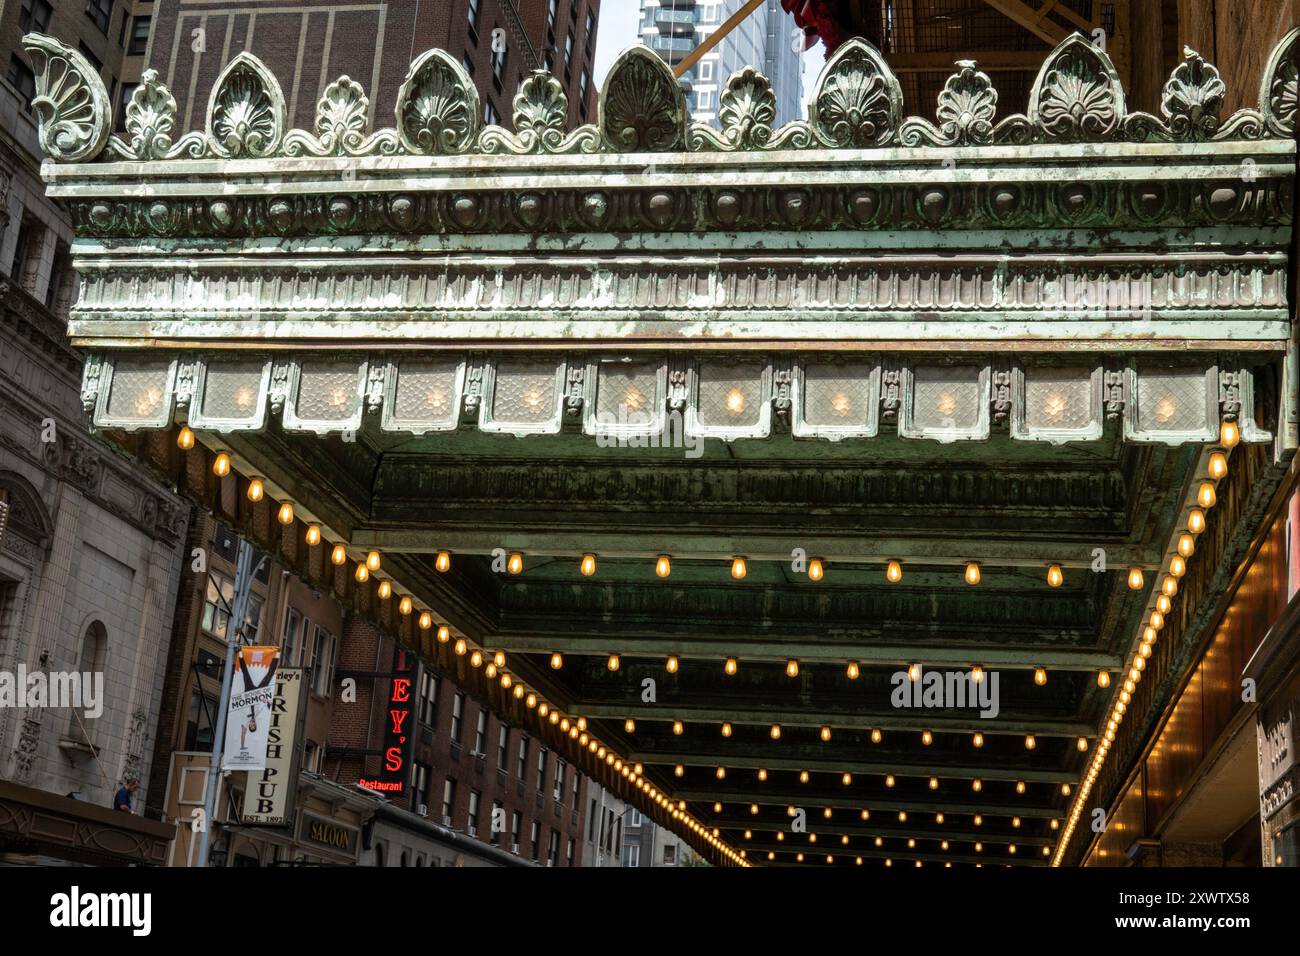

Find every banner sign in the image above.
[222,646,280,772]
[359,648,415,797]
[240,667,306,826]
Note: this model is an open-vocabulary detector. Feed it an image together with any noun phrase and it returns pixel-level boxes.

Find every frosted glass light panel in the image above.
[688,359,771,441]
[480,358,565,435]
[584,358,666,439]
[1124,362,1217,444]
[95,354,175,430]
[793,360,879,440]
[190,358,272,431]
[901,364,989,442]
[1011,365,1102,444]
[383,356,464,434]
[283,357,366,434]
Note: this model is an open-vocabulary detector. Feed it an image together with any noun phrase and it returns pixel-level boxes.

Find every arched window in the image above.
[374,843,385,867]
[67,621,107,742]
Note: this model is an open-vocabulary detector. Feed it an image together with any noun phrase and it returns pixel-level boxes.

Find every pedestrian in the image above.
[112,777,139,813]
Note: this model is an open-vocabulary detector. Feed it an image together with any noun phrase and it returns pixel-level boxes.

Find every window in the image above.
[467,790,481,835]
[571,771,580,808]
[19,0,53,34]
[579,69,589,104]
[78,42,104,75]
[630,809,643,826]
[281,607,303,666]
[623,844,640,867]
[473,710,487,755]
[128,15,150,56]
[5,56,35,114]
[553,758,564,800]
[201,572,235,638]
[663,844,677,865]
[418,669,438,725]
[510,811,521,850]
[184,686,217,751]
[441,778,456,825]
[492,43,508,89]
[566,837,575,867]
[584,13,595,53]
[698,60,715,82]
[547,0,558,28]
[588,797,598,840]
[484,101,499,126]
[413,763,430,810]
[462,53,475,77]
[547,829,560,865]
[467,0,481,41]
[564,34,573,71]
[516,736,528,777]
[45,240,73,314]
[450,692,465,742]
[86,0,113,35]
[309,625,335,695]
[530,821,541,860]
[68,622,107,742]
[497,724,509,769]
[490,800,503,843]
[243,592,264,644]
[696,90,713,111]
[536,747,547,791]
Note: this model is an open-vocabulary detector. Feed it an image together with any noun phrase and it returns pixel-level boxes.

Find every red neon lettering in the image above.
[389,708,410,735]
[391,678,412,703]
[385,747,403,772]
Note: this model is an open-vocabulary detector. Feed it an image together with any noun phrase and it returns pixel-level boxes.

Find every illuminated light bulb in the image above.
[758,769,768,781]
[886,559,903,583]
[921,729,933,746]
[513,684,524,700]
[885,775,895,788]
[799,770,810,784]
[665,656,679,673]
[724,657,737,676]
[907,838,916,849]
[454,638,467,656]
[964,562,981,586]
[1143,626,1157,644]
[1127,567,1145,590]
[1169,554,1186,578]
[808,558,824,581]
[875,837,884,847]
[418,612,432,630]
[354,564,369,583]
[471,651,483,668]
[500,673,511,689]
[655,555,671,578]
[624,719,635,733]
[247,478,265,502]
[377,580,392,600]
[724,387,747,416]
[174,426,197,452]
[1220,419,1240,448]
[1016,780,1026,794]
[975,842,983,853]
[935,812,944,824]
[1150,610,1164,630]
[1046,564,1064,588]
[507,552,523,575]
[974,815,983,826]
[550,652,563,670]
[971,665,985,683]
[1051,818,1060,829]
[365,551,381,572]
[973,732,984,748]
[750,804,759,815]
[1197,482,1217,509]
[721,722,732,737]
[672,720,684,735]
[580,553,597,576]
[399,596,413,616]
[436,626,450,644]
[842,773,852,786]
[846,660,860,680]
[495,651,507,669]
[1187,508,1207,534]
[607,654,620,672]
[1208,451,1228,480]
[1078,737,1089,752]
[972,778,983,792]
[731,556,747,580]
[305,524,321,547]
[1097,670,1111,688]
[435,550,451,573]
[674,764,684,777]
[820,725,832,742]
[1163,575,1180,598]
[526,694,537,709]
[786,659,800,679]
[1156,594,1171,614]
[274,501,296,526]
[908,662,922,681]
[486,664,498,680]
[212,452,231,477]
[1061,784,1071,796]
[870,728,882,744]
[929,777,939,790]
[1034,667,1047,686]
[548,711,559,725]
[1025,735,1036,750]
[860,809,869,821]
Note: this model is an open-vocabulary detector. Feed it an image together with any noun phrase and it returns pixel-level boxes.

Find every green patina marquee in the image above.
[19,27,1299,867]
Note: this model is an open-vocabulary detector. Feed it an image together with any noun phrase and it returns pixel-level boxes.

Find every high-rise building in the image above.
[641,0,804,126]
[144,0,601,135]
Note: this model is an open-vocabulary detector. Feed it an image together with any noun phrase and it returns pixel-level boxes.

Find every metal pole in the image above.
[197,537,255,867]
[674,0,766,77]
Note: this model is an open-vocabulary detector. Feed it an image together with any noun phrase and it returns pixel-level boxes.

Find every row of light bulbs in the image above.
[1053,423,1238,865]
[184,431,748,866]
[741,829,1051,857]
